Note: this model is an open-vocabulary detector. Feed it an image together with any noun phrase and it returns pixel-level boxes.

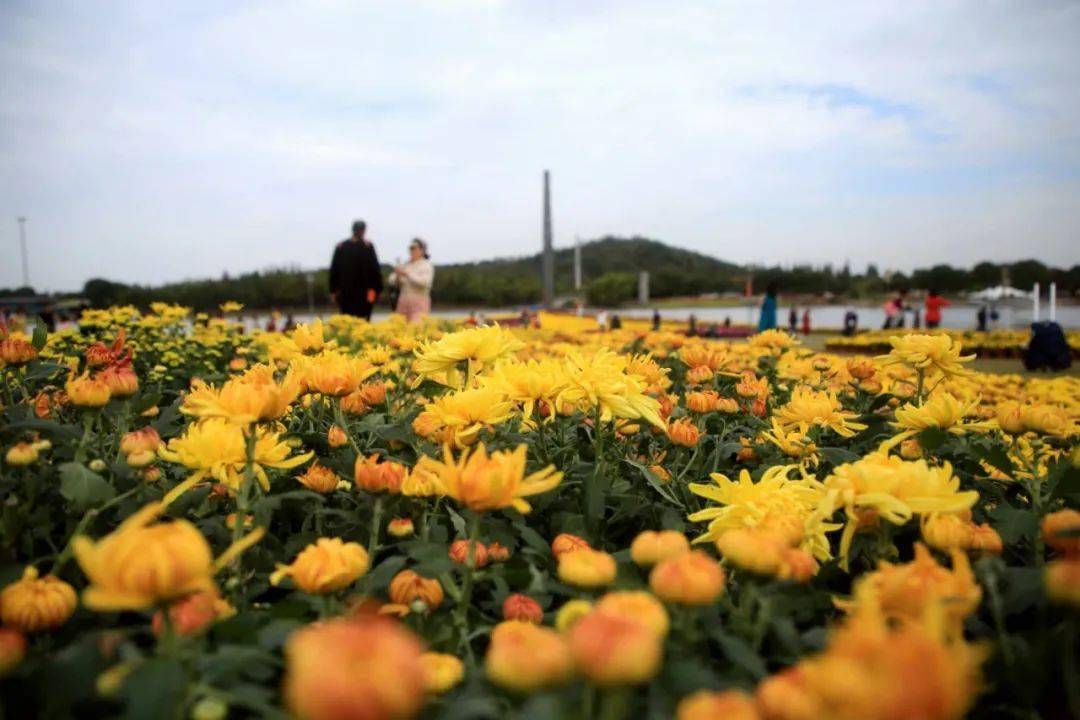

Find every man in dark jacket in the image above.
[329,220,383,320]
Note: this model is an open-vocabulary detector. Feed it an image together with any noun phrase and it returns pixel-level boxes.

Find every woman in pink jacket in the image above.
[389,238,435,323]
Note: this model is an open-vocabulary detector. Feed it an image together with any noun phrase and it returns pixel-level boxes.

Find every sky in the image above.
[1,0,1078,292]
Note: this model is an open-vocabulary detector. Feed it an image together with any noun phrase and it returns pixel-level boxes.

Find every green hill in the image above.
[435,236,743,306]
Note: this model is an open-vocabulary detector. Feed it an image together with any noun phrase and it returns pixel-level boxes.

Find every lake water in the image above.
[242,302,1079,332]
[620,303,1080,331]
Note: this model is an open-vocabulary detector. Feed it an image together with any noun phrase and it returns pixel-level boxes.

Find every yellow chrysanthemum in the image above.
[413,325,525,388]
[413,388,515,448]
[411,443,562,514]
[688,466,838,561]
[181,364,301,424]
[480,358,567,423]
[292,350,377,396]
[838,544,981,639]
[877,334,975,378]
[824,453,978,565]
[881,393,993,452]
[760,419,820,466]
[290,318,330,354]
[772,387,867,438]
[748,328,799,354]
[556,348,665,429]
[73,503,216,611]
[159,418,313,491]
[626,353,672,392]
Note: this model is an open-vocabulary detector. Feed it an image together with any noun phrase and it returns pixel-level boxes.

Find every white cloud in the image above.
[0,0,1078,291]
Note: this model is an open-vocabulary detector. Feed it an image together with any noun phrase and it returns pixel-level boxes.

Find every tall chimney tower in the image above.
[573,235,582,291]
[542,170,554,307]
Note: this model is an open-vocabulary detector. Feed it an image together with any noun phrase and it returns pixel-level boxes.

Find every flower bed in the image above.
[1,307,1078,719]
[825,327,1080,359]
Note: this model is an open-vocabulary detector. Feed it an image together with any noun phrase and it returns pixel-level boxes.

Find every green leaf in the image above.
[375,423,413,443]
[967,439,1013,476]
[132,391,162,414]
[23,360,67,382]
[31,319,47,350]
[917,426,947,451]
[1,418,81,442]
[988,504,1038,546]
[818,447,860,466]
[1051,464,1080,502]
[59,462,116,512]
[714,632,767,679]
[120,657,186,720]
[446,505,467,537]
[365,556,407,591]
[624,459,682,507]
[513,521,550,555]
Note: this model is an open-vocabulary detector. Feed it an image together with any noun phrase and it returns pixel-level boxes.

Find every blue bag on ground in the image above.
[1024,321,1072,371]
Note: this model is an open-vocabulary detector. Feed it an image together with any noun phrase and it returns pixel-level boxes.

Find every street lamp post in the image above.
[16,217,29,288]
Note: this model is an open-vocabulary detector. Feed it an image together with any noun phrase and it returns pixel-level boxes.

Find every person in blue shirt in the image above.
[758,281,778,331]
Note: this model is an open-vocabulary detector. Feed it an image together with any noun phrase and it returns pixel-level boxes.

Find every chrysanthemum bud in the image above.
[327,425,348,448]
[630,530,690,567]
[0,567,77,632]
[558,548,617,588]
[388,518,415,538]
[502,593,543,623]
[449,539,489,568]
[649,551,725,606]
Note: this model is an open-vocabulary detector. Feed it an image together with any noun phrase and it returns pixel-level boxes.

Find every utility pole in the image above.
[16,217,29,288]
[573,236,582,291]
[306,272,315,316]
[638,271,650,304]
[542,170,554,307]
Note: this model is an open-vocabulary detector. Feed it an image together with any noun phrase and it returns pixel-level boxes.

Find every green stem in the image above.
[751,594,772,652]
[586,406,606,543]
[420,503,430,542]
[454,512,481,666]
[367,495,384,560]
[1065,617,1080,720]
[113,400,130,461]
[75,411,95,464]
[536,410,550,465]
[598,688,630,720]
[985,564,1015,667]
[230,424,258,580]
[0,369,15,408]
[676,445,700,484]
[581,684,596,720]
[158,601,178,657]
[333,399,363,457]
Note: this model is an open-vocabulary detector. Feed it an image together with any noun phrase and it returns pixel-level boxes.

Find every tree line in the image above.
[6,237,1077,311]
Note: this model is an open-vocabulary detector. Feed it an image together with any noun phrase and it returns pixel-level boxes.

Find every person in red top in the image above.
[924,289,950,329]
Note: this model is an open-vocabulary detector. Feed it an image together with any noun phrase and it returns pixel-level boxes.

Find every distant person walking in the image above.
[924,289,949,329]
[843,307,858,336]
[882,289,908,329]
[758,282,778,332]
[788,306,798,333]
[652,308,661,331]
[389,238,434,323]
[801,308,811,335]
[329,220,383,320]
